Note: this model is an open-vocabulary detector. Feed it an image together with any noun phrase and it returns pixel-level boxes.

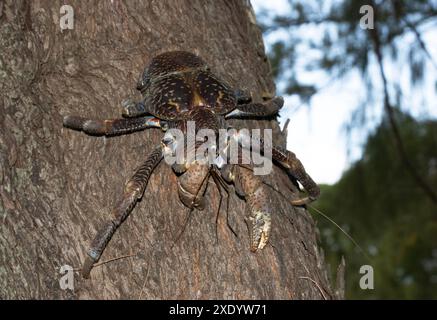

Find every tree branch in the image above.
[369,1,437,205]
[391,0,437,69]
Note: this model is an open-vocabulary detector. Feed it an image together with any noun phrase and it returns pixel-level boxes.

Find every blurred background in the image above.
[251,0,437,299]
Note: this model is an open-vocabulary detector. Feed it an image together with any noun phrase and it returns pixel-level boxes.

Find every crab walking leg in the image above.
[236,165,272,251]
[225,96,284,119]
[81,147,163,278]
[63,115,164,136]
[234,131,320,205]
[270,144,320,205]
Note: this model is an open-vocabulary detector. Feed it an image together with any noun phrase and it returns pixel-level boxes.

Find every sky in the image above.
[251,0,437,184]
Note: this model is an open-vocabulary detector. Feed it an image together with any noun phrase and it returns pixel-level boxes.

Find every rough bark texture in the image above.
[0,0,335,299]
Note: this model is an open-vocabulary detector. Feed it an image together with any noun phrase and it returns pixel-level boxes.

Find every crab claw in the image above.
[248,209,271,252]
[236,166,273,251]
[246,186,272,251]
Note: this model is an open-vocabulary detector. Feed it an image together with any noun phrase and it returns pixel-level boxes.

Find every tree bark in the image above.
[0,0,335,299]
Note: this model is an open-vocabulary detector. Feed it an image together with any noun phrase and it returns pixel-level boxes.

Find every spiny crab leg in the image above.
[63,115,167,136]
[81,146,163,278]
[232,130,320,205]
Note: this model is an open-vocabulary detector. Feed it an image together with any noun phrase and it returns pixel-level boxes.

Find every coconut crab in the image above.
[63,51,320,278]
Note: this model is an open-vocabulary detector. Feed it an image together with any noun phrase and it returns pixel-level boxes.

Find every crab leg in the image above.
[218,162,271,251]
[225,96,284,119]
[270,144,320,205]
[81,146,163,278]
[233,131,320,205]
[236,165,272,251]
[63,115,165,136]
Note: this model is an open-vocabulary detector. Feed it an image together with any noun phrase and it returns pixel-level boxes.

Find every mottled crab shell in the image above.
[140,51,237,121]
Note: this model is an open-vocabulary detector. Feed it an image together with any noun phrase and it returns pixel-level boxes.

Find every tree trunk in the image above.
[0,0,335,299]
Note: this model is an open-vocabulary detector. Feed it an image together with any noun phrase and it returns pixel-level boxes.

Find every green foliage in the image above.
[260,0,437,108]
[313,112,437,299]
